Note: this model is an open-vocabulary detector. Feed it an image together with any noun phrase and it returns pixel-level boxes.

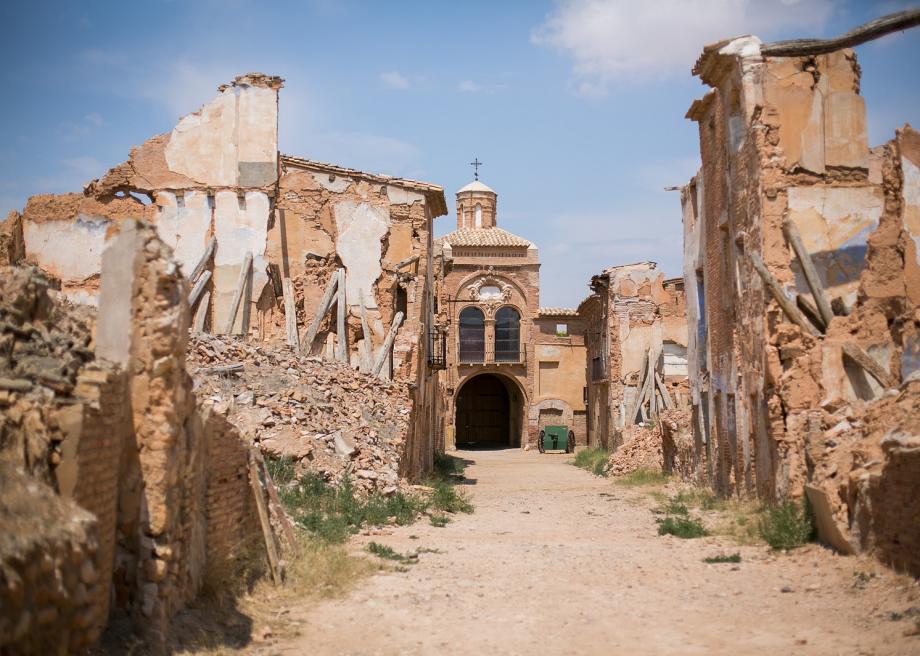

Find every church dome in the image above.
[458,179,495,194]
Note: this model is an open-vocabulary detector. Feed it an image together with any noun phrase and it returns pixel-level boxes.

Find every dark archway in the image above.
[455,374,522,448]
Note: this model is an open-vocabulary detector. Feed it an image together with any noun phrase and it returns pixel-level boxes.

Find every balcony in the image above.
[427,330,447,370]
[458,342,526,365]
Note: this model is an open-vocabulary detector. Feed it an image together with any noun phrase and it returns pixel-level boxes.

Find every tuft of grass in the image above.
[573,447,610,477]
[654,499,690,517]
[657,515,709,538]
[758,500,815,550]
[430,514,450,528]
[427,478,474,514]
[617,468,669,486]
[704,553,741,564]
[433,452,466,479]
[366,541,407,562]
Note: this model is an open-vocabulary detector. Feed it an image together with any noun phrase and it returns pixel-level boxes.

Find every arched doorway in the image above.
[455,373,523,448]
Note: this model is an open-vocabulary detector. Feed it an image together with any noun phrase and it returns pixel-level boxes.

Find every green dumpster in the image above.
[540,425,570,453]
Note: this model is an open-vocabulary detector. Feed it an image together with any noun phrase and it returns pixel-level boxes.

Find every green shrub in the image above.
[573,447,609,477]
[428,479,473,514]
[758,500,814,550]
[617,468,669,486]
[366,542,407,562]
[704,553,741,564]
[433,453,466,479]
[657,515,709,538]
[429,515,450,528]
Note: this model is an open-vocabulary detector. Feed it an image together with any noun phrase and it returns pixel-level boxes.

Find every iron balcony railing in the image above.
[458,343,526,365]
[427,330,447,369]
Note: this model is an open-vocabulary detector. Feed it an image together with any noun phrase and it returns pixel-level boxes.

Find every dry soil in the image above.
[259,449,920,656]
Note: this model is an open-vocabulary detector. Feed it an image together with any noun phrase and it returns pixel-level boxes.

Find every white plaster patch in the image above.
[787,185,884,300]
[538,345,561,358]
[213,191,269,266]
[166,85,277,187]
[23,214,111,281]
[719,35,762,60]
[312,172,351,193]
[154,191,211,276]
[386,186,424,205]
[334,201,389,308]
[901,156,920,265]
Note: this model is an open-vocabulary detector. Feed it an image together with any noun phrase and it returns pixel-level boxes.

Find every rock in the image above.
[334,431,357,458]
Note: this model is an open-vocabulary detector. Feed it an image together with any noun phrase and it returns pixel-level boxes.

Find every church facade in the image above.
[434,177,587,450]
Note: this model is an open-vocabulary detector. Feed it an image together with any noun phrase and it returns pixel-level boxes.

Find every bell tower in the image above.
[456,158,497,229]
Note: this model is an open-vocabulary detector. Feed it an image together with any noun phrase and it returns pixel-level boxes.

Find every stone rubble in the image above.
[187,332,412,494]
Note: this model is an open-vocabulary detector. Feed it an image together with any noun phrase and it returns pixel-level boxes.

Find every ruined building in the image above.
[579,263,689,451]
[682,35,919,573]
[7,72,446,480]
[435,179,588,449]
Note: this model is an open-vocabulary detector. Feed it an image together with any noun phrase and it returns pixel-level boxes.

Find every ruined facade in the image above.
[435,180,587,449]
[682,37,919,572]
[8,72,446,482]
[579,262,689,450]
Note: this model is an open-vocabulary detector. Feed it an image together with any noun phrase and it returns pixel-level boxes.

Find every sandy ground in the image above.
[258,449,919,656]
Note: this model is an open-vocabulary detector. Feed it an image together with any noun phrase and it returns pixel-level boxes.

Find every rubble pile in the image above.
[659,408,697,480]
[607,423,663,476]
[187,333,413,493]
[0,266,97,480]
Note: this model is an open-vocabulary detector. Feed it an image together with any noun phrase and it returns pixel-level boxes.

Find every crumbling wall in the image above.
[684,38,919,572]
[582,262,690,450]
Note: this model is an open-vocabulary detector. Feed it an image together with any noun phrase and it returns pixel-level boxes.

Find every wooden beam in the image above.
[188,236,216,283]
[188,270,212,309]
[393,254,419,270]
[761,9,920,57]
[841,342,895,389]
[749,253,821,337]
[192,291,210,332]
[282,278,299,350]
[248,449,282,585]
[299,270,339,354]
[372,311,404,377]
[223,252,253,335]
[267,262,284,298]
[196,363,244,376]
[625,350,649,426]
[252,450,297,551]
[647,352,657,419]
[358,289,374,374]
[784,220,834,328]
[796,293,827,334]
[336,269,348,363]
[655,371,674,410]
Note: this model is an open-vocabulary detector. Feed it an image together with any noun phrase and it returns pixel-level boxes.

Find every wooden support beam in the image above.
[796,293,827,334]
[393,254,419,270]
[248,449,282,585]
[784,220,834,328]
[252,450,297,551]
[223,252,253,334]
[188,236,216,284]
[267,262,284,298]
[644,351,657,420]
[841,342,895,389]
[282,278,299,350]
[192,291,210,332]
[336,269,348,363]
[655,371,674,410]
[358,289,374,374]
[625,350,650,426]
[372,311,404,377]
[188,270,212,309]
[299,270,339,354]
[749,253,821,337]
[196,363,244,376]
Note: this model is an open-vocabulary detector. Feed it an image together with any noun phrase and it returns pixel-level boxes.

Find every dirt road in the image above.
[267,449,919,655]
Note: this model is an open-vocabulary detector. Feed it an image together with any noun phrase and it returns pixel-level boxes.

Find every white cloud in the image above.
[457,80,482,93]
[380,71,410,90]
[84,112,104,127]
[532,0,835,92]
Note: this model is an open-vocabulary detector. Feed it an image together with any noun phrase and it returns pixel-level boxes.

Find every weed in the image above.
[366,542,407,561]
[704,553,741,564]
[617,468,669,486]
[430,514,450,527]
[657,515,709,538]
[433,452,466,479]
[427,478,474,514]
[654,499,690,516]
[758,500,814,550]
[573,447,609,477]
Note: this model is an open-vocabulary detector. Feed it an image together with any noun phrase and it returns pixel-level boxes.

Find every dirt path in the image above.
[263,449,918,655]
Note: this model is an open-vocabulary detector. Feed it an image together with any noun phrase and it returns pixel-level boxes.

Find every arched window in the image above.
[495,306,520,362]
[475,203,482,227]
[459,307,485,362]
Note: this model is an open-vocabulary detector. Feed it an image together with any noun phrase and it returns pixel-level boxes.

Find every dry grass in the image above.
[644,484,767,546]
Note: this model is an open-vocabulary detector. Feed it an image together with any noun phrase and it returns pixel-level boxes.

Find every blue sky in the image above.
[1,0,918,306]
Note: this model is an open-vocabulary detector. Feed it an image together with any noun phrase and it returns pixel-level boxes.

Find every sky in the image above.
[1,0,918,307]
